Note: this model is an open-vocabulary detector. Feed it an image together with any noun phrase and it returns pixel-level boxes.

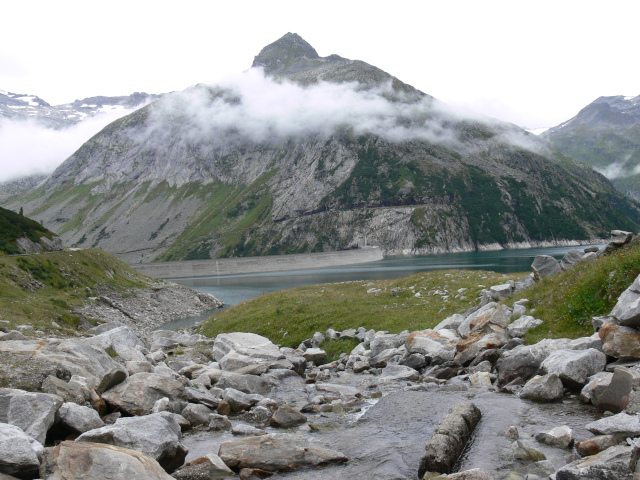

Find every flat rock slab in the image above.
[218,433,347,472]
[586,412,640,439]
[41,441,174,480]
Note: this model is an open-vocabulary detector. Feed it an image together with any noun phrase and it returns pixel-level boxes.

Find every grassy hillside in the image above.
[198,269,523,348]
[508,239,640,343]
[0,248,149,335]
[0,205,54,255]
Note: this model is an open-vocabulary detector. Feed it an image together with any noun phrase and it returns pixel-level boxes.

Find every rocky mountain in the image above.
[0,205,63,255]
[0,174,47,203]
[6,33,640,263]
[0,88,163,129]
[542,95,640,201]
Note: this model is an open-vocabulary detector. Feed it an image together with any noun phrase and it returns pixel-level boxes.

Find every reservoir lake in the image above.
[160,244,600,330]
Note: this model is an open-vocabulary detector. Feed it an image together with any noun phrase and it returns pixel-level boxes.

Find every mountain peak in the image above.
[252,33,320,74]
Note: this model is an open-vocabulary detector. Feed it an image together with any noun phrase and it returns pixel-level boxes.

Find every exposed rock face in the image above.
[218,433,348,472]
[15,235,64,254]
[40,441,174,480]
[418,402,482,477]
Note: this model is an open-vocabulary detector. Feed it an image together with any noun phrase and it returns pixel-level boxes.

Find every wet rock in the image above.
[496,338,570,386]
[531,255,561,280]
[560,250,586,271]
[76,412,187,472]
[181,404,214,427]
[434,468,495,479]
[535,425,574,448]
[504,426,519,440]
[539,348,606,388]
[554,444,639,480]
[223,388,262,413]
[405,329,459,364]
[239,468,273,479]
[418,401,481,476]
[172,453,234,479]
[302,348,328,366]
[208,414,232,431]
[599,323,640,359]
[506,316,543,338]
[41,441,174,479]
[101,373,187,415]
[580,371,613,404]
[55,402,104,434]
[0,423,42,478]
[269,404,306,428]
[520,374,564,402]
[610,274,640,328]
[586,412,640,439]
[575,435,618,457]
[218,433,347,472]
[469,372,492,387]
[512,440,546,461]
[0,390,63,444]
[232,424,267,436]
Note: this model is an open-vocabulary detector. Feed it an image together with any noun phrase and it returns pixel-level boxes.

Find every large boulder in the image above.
[506,316,543,338]
[0,389,62,444]
[212,333,285,371]
[610,274,640,327]
[269,405,307,428]
[418,402,481,477]
[84,326,147,362]
[591,367,638,413]
[0,423,42,478]
[55,402,104,434]
[405,329,459,364]
[370,332,410,357]
[539,348,606,388]
[555,444,639,480]
[41,441,174,479]
[560,250,585,271]
[520,374,564,402]
[531,255,562,280]
[218,433,347,472]
[586,413,640,440]
[76,413,187,472]
[496,338,570,386]
[101,373,187,415]
[599,323,640,359]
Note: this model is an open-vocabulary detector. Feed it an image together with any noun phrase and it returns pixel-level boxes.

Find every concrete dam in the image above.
[131,246,384,279]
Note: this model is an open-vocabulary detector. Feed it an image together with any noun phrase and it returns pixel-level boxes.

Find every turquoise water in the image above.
[159,244,600,330]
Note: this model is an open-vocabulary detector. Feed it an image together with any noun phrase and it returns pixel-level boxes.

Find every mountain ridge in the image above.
[6,34,640,263]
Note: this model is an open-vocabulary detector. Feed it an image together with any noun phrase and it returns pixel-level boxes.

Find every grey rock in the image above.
[218,433,347,472]
[457,302,497,338]
[56,402,104,434]
[325,328,339,340]
[490,283,513,301]
[185,388,219,410]
[181,404,214,427]
[591,367,636,413]
[232,424,267,436]
[172,453,234,479]
[575,435,618,457]
[512,440,546,461]
[496,338,571,386]
[535,425,574,448]
[567,333,603,351]
[599,323,640,359]
[610,274,640,327]
[511,303,527,320]
[586,412,640,439]
[399,353,427,370]
[555,444,639,480]
[340,328,358,338]
[41,440,174,479]
[97,366,128,394]
[270,404,306,428]
[584,245,600,253]
[560,249,585,271]
[0,422,42,478]
[310,332,325,348]
[540,348,607,388]
[520,374,564,402]
[580,371,613,404]
[433,314,466,332]
[76,412,187,472]
[507,315,543,338]
[531,255,562,280]
[302,348,328,366]
[223,388,262,413]
[514,273,536,293]
[85,325,147,362]
[592,315,619,332]
[0,390,62,444]
[405,329,459,363]
[370,332,410,357]
[611,230,633,246]
[41,375,88,405]
[418,402,481,476]
[213,333,285,371]
[101,372,187,415]
[209,414,232,431]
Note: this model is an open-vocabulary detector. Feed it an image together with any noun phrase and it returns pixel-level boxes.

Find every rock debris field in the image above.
[1,230,640,479]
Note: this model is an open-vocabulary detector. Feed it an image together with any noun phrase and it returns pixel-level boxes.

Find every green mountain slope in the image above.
[0,206,56,255]
[7,34,640,263]
[542,95,640,201]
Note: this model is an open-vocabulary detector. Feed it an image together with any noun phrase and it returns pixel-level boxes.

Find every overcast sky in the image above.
[1,0,638,134]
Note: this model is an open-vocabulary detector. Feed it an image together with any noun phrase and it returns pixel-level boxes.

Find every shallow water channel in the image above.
[181,371,603,480]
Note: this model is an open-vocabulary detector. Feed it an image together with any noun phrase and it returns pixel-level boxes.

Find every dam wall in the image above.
[131,246,383,279]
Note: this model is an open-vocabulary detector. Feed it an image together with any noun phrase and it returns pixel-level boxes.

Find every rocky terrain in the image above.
[0,206,64,255]
[6,33,639,263]
[0,230,639,479]
[542,94,640,201]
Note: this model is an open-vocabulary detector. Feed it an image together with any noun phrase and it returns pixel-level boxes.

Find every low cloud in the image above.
[141,68,464,148]
[0,109,138,183]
